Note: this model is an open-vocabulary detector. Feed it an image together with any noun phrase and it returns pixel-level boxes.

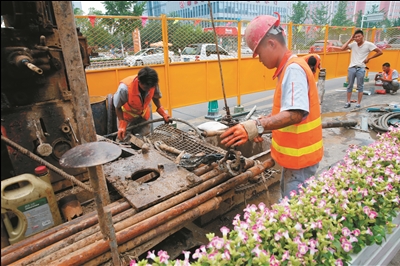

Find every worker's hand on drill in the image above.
[117,120,128,141]
[220,120,259,147]
[157,106,171,124]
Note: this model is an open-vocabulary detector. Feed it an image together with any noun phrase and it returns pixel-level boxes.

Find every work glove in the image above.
[220,120,258,147]
[157,106,171,124]
[117,120,128,141]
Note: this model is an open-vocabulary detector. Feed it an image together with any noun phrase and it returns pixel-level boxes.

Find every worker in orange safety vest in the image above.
[303,53,321,78]
[113,66,170,141]
[219,13,323,200]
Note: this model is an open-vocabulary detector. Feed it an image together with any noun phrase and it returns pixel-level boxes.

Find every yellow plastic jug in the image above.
[1,173,62,244]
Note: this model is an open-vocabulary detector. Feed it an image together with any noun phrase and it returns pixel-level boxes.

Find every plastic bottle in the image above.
[34,165,51,185]
[1,173,62,244]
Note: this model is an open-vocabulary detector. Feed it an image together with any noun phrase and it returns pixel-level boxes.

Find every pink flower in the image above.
[252,244,267,257]
[220,226,230,237]
[270,254,280,266]
[157,250,169,263]
[326,231,334,241]
[342,227,351,237]
[290,190,297,197]
[363,206,371,215]
[352,229,361,236]
[209,236,225,249]
[318,199,326,208]
[182,251,191,261]
[335,259,344,266]
[341,239,352,252]
[129,260,138,266]
[368,211,378,219]
[221,249,231,260]
[298,242,309,255]
[366,227,374,235]
[274,231,283,241]
[147,250,156,260]
[282,250,290,261]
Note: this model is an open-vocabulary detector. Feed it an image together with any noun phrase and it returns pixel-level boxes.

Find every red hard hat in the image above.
[245,12,283,58]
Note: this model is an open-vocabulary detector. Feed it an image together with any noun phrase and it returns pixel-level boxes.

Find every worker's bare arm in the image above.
[260,110,304,130]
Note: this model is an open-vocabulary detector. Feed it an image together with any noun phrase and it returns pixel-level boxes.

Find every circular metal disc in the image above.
[59,142,121,168]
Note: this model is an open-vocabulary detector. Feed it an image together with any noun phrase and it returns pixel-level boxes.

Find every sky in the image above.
[80,1,106,14]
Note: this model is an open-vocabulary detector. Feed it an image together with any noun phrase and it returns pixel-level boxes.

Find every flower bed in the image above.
[132,127,400,266]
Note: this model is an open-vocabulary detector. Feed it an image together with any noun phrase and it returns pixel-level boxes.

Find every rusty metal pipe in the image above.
[1,200,130,265]
[11,206,137,266]
[26,171,231,265]
[84,193,234,266]
[192,162,217,176]
[50,159,274,265]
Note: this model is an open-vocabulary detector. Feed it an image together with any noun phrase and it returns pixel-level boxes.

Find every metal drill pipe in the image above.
[51,159,274,265]
[26,171,231,265]
[1,200,130,265]
[10,206,136,266]
[84,193,234,266]
[0,135,94,193]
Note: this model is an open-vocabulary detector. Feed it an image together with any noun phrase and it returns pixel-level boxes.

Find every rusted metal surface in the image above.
[48,159,274,265]
[104,148,199,210]
[59,142,121,168]
[59,194,83,221]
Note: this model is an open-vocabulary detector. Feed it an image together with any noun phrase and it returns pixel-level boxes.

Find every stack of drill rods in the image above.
[1,200,131,265]
[6,161,232,265]
[44,159,273,266]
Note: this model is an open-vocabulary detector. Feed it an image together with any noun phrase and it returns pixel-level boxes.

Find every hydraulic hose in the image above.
[368,112,400,132]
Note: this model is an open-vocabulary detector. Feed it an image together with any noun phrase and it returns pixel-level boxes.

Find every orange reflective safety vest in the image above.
[383,69,394,80]
[302,54,321,76]
[271,57,323,169]
[120,75,155,122]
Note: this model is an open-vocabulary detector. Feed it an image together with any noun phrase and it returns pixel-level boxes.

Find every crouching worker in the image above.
[375,62,399,95]
[303,53,321,77]
[113,66,170,141]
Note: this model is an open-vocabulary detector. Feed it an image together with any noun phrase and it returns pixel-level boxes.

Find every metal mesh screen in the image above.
[144,124,225,161]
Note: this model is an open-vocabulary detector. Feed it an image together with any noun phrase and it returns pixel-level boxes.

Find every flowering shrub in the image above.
[131,127,400,266]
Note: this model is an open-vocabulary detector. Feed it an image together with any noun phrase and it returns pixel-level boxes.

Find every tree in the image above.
[393,17,400,27]
[74,8,84,15]
[288,1,309,24]
[87,7,104,15]
[331,1,353,26]
[355,10,363,28]
[103,1,146,16]
[311,3,330,25]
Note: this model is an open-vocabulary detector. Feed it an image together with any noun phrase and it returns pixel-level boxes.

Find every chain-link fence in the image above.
[75,15,400,70]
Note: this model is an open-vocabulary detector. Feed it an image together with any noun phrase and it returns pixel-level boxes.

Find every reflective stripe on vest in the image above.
[271,56,323,169]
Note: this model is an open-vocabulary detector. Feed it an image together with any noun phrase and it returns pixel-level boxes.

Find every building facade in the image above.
[142,1,288,22]
[296,1,400,24]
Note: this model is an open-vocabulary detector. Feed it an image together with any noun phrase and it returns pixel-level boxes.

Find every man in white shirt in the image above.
[341,29,383,108]
[375,62,399,95]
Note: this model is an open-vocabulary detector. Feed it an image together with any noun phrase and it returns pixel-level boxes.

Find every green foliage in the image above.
[311,3,330,26]
[288,1,309,24]
[87,7,104,15]
[355,10,363,28]
[170,24,214,50]
[331,1,353,26]
[74,8,84,15]
[103,1,146,16]
[393,17,400,27]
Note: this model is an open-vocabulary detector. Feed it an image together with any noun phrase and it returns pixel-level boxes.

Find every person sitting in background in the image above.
[375,62,399,95]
